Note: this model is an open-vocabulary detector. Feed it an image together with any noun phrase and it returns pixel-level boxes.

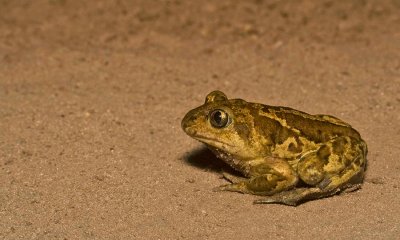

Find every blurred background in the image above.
[0,1,399,239]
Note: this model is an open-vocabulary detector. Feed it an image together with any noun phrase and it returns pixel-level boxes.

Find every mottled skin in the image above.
[182,91,367,206]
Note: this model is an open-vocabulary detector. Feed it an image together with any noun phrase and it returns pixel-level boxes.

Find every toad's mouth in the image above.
[182,126,235,148]
[191,135,235,148]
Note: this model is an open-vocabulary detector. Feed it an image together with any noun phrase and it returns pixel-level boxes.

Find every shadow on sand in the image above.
[182,146,241,176]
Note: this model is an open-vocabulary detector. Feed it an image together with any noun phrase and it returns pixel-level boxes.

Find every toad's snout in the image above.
[182,110,202,137]
[181,113,194,133]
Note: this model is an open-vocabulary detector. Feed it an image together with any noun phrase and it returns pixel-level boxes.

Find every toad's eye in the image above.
[209,109,230,128]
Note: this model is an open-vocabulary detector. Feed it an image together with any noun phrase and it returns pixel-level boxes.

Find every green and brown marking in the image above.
[182,90,367,206]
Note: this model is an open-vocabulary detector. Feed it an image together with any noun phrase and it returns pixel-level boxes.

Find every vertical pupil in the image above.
[214,112,222,123]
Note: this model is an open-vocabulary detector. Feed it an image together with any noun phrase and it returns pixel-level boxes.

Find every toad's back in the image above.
[256,104,363,143]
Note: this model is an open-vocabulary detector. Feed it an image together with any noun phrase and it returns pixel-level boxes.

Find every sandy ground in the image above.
[0,1,399,239]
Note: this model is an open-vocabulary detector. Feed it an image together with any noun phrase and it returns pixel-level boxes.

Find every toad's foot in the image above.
[221,171,247,184]
[213,182,247,193]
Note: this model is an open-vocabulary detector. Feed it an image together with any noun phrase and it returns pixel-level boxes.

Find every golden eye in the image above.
[209,109,230,128]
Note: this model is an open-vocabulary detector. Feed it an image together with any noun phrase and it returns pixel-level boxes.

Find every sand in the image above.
[0,1,399,239]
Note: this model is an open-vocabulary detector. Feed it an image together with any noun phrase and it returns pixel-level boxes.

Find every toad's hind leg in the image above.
[254,180,363,206]
[258,136,367,206]
[253,187,339,206]
[313,136,367,192]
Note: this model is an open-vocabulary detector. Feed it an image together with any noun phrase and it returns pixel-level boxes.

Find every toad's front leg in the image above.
[214,158,298,196]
